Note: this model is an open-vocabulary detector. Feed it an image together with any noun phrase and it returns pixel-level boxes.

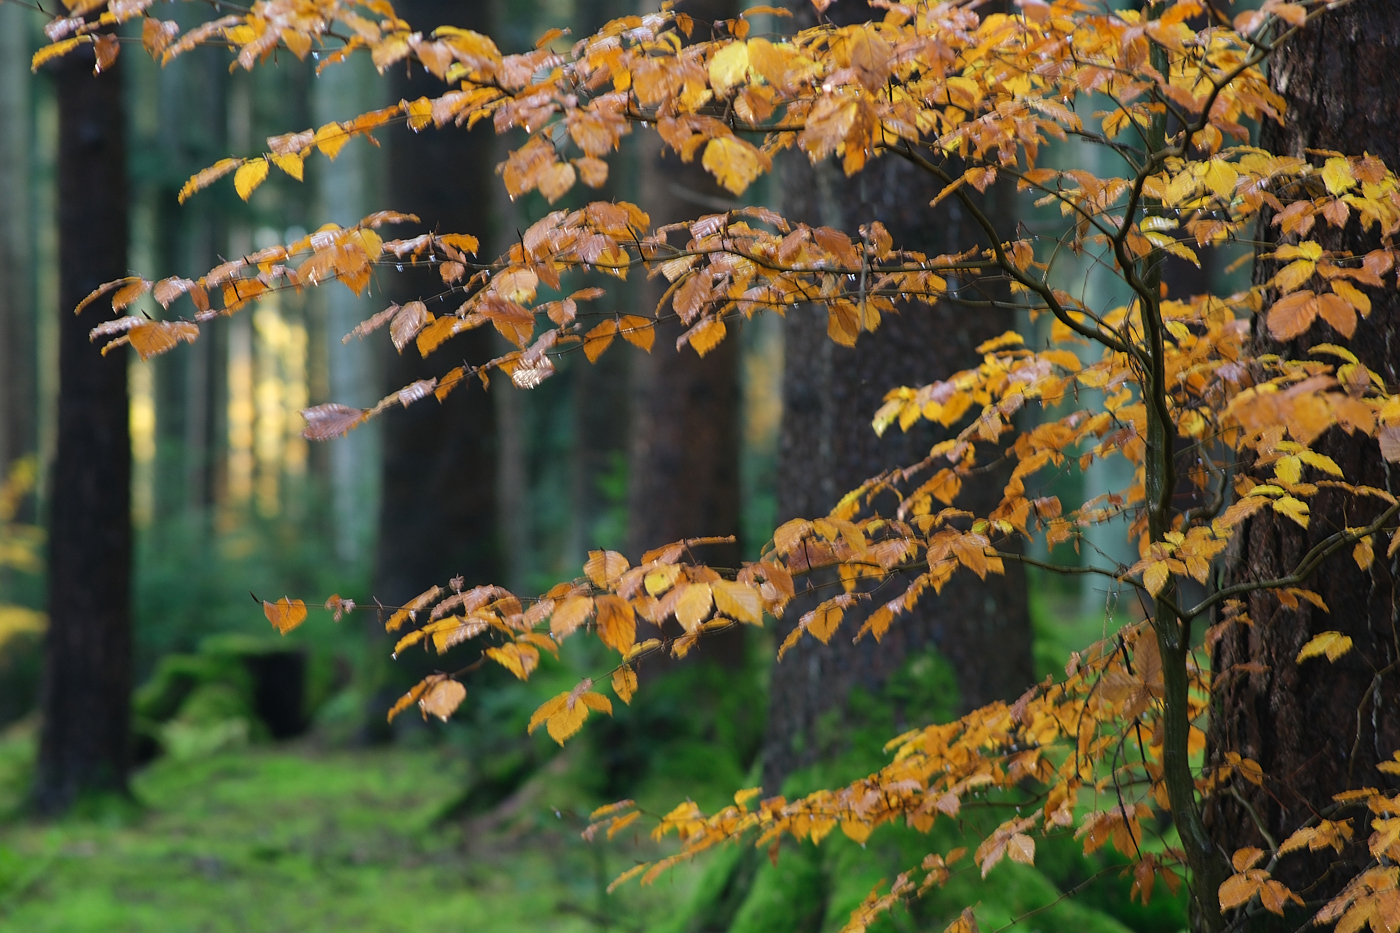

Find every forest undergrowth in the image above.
[0,581,1187,932]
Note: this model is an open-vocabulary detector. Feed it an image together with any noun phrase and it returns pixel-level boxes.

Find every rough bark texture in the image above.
[760,0,1032,794]
[37,49,133,813]
[1204,3,1400,923]
[374,0,501,607]
[627,0,744,669]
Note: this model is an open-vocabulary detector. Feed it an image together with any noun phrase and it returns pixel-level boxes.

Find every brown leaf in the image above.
[301,402,368,440]
[390,301,431,351]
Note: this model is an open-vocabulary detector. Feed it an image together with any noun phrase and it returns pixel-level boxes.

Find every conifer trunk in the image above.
[368,1,501,737]
[1204,4,1400,925]
[760,0,1032,793]
[627,0,744,669]
[36,47,133,813]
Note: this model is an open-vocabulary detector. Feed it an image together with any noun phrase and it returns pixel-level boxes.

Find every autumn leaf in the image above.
[234,158,270,201]
[418,678,466,721]
[612,664,638,704]
[594,595,636,656]
[528,685,613,745]
[702,136,769,195]
[1296,631,1353,663]
[264,596,308,634]
[585,549,629,589]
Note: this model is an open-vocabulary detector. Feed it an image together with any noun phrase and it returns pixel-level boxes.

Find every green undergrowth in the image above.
[0,719,705,933]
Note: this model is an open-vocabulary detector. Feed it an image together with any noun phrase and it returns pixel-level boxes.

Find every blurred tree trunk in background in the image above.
[626,0,744,669]
[562,0,634,572]
[369,0,502,733]
[761,0,1031,795]
[314,51,383,566]
[0,9,36,493]
[1205,5,1400,923]
[36,46,133,813]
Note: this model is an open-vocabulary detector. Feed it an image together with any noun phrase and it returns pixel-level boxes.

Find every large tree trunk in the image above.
[627,0,745,669]
[1204,4,1400,925]
[760,0,1032,794]
[36,46,133,814]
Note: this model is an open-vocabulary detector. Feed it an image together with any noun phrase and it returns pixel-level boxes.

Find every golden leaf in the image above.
[674,584,713,634]
[419,678,466,721]
[712,580,763,625]
[612,664,638,704]
[234,158,270,201]
[594,595,636,656]
[1297,631,1353,663]
[264,596,308,634]
[702,136,769,196]
[585,549,629,589]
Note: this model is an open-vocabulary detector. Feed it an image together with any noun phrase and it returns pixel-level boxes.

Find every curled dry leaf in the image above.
[301,402,368,440]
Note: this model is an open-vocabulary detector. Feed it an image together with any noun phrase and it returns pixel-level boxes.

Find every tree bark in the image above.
[1204,3,1400,924]
[760,0,1032,794]
[627,0,745,669]
[36,47,133,814]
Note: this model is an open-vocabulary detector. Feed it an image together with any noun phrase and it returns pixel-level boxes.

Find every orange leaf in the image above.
[264,597,308,634]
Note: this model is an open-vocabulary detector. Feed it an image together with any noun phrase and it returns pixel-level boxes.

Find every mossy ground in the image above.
[0,719,703,933]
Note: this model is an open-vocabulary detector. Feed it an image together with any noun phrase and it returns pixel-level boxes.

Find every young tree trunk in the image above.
[760,0,1032,794]
[36,47,133,814]
[627,0,745,669]
[1204,4,1400,924]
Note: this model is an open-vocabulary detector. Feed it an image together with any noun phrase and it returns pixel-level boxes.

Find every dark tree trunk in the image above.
[36,48,133,814]
[374,0,501,605]
[368,0,501,738]
[627,0,745,669]
[760,0,1032,794]
[1204,3,1400,924]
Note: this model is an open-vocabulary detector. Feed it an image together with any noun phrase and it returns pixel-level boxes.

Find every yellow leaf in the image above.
[269,151,304,181]
[486,642,540,680]
[594,595,636,656]
[674,583,713,634]
[262,596,307,635]
[583,319,618,362]
[1272,495,1310,528]
[418,678,465,721]
[1203,159,1238,199]
[313,122,351,160]
[1296,631,1353,663]
[683,316,727,357]
[712,580,763,625]
[551,596,594,639]
[178,158,242,204]
[234,158,270,201]
[702,136,768,196]
[1321,157,1357,196]
[612,664,637,704]
[1143,560,1170,597]
[32,37,88,72]
[618,315,654,352]
[585,549,629,589]
[1355,536,1375,571]
[1218,871,1263,911]
[709,41,750,95]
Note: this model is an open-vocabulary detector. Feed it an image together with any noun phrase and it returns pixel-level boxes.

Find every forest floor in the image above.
[0,719,701,933]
